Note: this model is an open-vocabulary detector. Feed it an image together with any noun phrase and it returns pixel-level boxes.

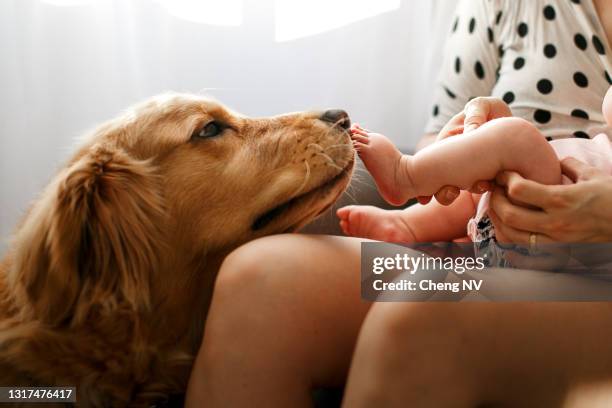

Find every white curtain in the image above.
[0,0,458,254]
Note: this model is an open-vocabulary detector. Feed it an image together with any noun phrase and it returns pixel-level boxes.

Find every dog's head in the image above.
[8,93,354,325]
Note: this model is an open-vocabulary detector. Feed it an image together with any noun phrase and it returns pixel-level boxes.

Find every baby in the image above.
[338,90,612,265]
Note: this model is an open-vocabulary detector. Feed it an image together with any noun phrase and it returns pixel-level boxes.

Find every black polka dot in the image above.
[546,137,553,141]
[574,131,589,138]
[513,57,525,70]
[452,17,459,33]
[593,35,606,55]
[487,27,494,43]
[574,33,588,50]
[444,87,456,99]
[544,44,557,58]
[498,45,505,58]
[495,66,500,81]
[433,105,439,117]
[469,17,476,34]
[502,91,515,104]
[454,57,461,73]
[571,0,580,4]
[537,79,553,94]
[534,109,551,124]
[571,109,589,120]
[474,61,485,79]
[517,22,528,37]
[573,72,589,87]
[495,11,502,25]
[606,70,612,84]
[543,5,556,20]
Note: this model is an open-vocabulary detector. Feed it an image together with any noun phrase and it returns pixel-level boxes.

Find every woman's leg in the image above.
[344,300,612,407]
[185,234,371,408]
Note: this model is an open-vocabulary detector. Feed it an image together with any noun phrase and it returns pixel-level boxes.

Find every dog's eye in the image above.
[194,121,223,139]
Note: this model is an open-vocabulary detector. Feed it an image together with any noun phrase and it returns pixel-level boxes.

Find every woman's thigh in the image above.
[187,234,371,406]
[346,299,612,407]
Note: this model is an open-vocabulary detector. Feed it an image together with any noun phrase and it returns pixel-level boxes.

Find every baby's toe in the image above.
[350,133,370,144]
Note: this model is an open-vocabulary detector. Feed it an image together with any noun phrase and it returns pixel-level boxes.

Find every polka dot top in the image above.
[425,0,612,140]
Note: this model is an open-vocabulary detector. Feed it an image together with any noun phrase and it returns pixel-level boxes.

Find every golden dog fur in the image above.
[0,93,354,407]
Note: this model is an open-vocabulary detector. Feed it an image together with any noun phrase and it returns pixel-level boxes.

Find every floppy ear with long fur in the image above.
[8,143,164,326]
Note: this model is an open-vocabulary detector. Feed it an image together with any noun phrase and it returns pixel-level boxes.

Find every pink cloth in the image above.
[552,133,612,180]
[468,133,612,241]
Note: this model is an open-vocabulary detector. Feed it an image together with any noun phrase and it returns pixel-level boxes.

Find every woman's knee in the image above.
[213,236,290,306]
[203,239,283,345]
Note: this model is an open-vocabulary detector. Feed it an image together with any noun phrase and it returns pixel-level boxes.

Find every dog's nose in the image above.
[321,109,350,130]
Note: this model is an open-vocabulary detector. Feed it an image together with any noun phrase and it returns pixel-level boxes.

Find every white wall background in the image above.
[0,0,458,255]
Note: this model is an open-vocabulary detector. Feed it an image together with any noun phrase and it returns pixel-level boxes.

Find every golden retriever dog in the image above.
[0,93,354,407]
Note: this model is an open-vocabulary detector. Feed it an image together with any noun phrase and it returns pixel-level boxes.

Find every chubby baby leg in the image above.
[408,117,562,192]
[338,191,478,243]
[352,118,561,207]
[337,206,417,242]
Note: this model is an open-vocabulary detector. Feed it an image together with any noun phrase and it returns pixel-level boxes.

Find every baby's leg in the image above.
[409,117,561,195]
[337,191,477,243]
[354,117,561,205]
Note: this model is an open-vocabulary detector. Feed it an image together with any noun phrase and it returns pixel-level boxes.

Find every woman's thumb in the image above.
[463,103,487,132]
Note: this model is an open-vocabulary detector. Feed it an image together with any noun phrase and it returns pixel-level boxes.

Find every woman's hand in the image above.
[418,97,512,205]
[489,157,612,243]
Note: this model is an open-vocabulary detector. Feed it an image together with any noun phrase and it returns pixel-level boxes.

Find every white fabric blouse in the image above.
[426,0,612,140]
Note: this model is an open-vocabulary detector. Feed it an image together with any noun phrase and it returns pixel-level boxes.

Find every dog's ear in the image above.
[9,143,164,326]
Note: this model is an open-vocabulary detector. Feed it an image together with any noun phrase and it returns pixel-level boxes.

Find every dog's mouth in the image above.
[252,157,354,232]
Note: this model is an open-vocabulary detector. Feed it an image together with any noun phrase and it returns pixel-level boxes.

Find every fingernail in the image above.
[445,189,459,201]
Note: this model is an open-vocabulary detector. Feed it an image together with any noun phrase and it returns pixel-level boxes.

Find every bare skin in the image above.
[344,301,612,407]
[186,121,612,408]
[185,235,371,408]
[338,117,561,241]
[186,234,612,408]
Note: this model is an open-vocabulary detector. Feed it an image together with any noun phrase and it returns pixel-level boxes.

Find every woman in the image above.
[186,0,612,406]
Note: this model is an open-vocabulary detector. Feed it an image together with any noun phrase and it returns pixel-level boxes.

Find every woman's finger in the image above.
[416,196,432,205]
[437,112,466,141]
[468,180,493,194]
[463,97,512,132]
[495,171,559,209]
[463,100,489,132]
[561,157,606,182]
[488,208,529,243]
[488,208,555,245]
[433,186,460,206]
[489,187,553,233]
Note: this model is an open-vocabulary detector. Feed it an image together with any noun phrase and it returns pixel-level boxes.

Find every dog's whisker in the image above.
[292,160,311,196]
[314,152,344,171]
[324,144,352,152]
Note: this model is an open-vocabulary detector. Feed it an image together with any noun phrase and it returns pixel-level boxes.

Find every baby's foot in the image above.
[351,125,415,205]
[337,205,417,242]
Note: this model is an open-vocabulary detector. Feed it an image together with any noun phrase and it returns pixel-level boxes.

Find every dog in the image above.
[0,93,354,407]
